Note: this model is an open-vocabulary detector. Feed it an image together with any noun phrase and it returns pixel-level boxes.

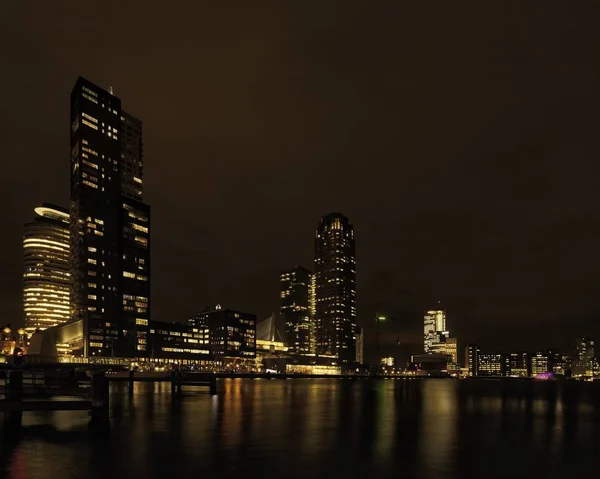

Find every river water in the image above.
[2,378,600,478]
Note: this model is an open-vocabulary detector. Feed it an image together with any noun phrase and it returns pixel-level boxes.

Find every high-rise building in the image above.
[424,309,449,353]
[575,337,595,376]
[355,325,364,364]
[189,305,256,359]
[119,112,143,201]
[70,77,150,357]
[280,266,315,354]
[23,205,71,336]
[314,213,357,363]
[465,344,480,377]
[445,337,458,369]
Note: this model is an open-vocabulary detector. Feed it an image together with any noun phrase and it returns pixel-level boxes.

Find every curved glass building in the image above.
[23,204,70,336]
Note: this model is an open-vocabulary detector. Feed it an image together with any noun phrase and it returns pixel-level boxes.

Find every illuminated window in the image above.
[88,246,97,252]
[82,112,98,123]
[82,86,98,97]
[136,318,148,326]
[88,258,97,265]
[132,224,148,233]
[123,271,136,279]
[134,236,148,246]
[89,342,103,348]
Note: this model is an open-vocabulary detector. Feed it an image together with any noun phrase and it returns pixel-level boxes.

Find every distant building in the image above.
[381,356,394,367]
[23,205,71,336]
[479,353,502,376]
[424,309,449,353]
[280,266,315,354]
[508,352,530,377]
[465,344,480,377]
[575,337,595,376]
[552,353,572,376]
[147,320,210,361]
[531,351,552,376]
[355,326,364,364]
[314,213,356,363]
[189,305,256,359]
[411,353,449,374]
[0,326,28,355]
[445,337,458,370]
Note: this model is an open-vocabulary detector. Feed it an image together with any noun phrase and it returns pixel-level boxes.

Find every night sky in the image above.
[2,2,600,362]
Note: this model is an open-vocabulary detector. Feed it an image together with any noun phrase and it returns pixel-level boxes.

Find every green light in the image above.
[378,315,386,321]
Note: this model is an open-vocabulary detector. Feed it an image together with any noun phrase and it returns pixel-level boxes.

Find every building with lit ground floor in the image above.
[28,318,214,369]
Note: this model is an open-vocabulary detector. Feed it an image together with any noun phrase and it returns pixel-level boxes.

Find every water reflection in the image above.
[3,379,600,478]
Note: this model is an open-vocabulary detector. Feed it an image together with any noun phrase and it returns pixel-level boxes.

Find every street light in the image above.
[376,313,387,374]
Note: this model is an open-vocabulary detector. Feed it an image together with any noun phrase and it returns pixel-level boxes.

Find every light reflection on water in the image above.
[2,379,600,479]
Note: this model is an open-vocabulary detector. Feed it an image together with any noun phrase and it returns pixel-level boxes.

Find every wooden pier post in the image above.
[89,371,109,430]
[5,370,23,433]
[171,370,178,396]
[128,369,134,394]
[209,375,217,395]
[6,371,23,402]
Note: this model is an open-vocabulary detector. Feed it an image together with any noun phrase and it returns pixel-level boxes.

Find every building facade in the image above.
[465,344,480,377]
[479,353,503,376]
[355,325,364,364]
[70,77,150,357]
[424,309,449,354]
[445,337,458,370]
[531,351,553,376]
[314,213,357,363]
[575,337,595,376]
[508,352,530,377]
[23,205,71,336]
[190,305,256,359]
[280,266,315,354]
[147,320,210,362]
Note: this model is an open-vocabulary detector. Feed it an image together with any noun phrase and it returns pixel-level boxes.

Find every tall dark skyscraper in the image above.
[23,204,70,336]
[314,213,357,363]
[280,266,315,354]
[70,77,150,357]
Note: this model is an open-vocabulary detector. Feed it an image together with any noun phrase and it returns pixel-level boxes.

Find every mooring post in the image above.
[90,371,109,430]
[210,375,217,395]
[128,369,134,394]
[171,370,177,396]
[6,370,23,402]
[5,370,23,433]
[177,370,182,395]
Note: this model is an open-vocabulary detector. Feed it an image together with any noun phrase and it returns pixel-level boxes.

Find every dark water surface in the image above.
[2,379,600,478]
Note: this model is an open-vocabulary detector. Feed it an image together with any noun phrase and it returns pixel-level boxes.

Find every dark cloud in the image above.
[2,1,600,361]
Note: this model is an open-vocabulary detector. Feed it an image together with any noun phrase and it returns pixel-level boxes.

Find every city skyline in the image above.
[3,3,600,361]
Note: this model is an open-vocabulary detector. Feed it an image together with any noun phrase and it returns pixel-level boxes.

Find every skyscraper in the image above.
[575,337,595,376]
[424,308,449,353]
[23,205,70,336]
[70,77,150,357]
[465,343,480,377]
[280,266,315,354]
[314,213,357,363]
